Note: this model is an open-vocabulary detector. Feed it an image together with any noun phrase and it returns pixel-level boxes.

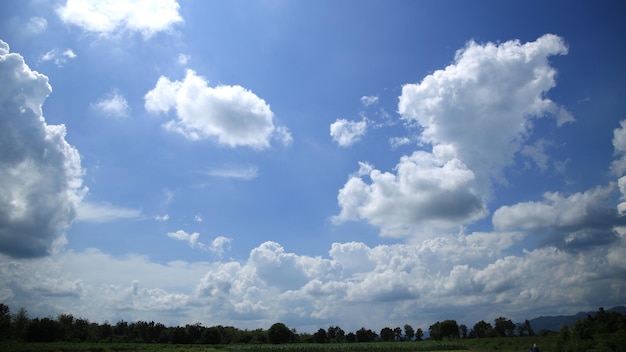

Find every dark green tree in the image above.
[415,327,424,341]
[201,326,222,344]
[0,303,10,340]
[471,320,494,338]
[313,328,327,343]
[11,307,29,341]
[517,319,534,337]
[459,324,468,338]
[429,322,442,340]
[494,316,516,337]
[404,324,415,341]
[267,322,292,344]
[380,327,394,341]
[355,327,376,342]
[440,320,459,339]
[327,325,345,342]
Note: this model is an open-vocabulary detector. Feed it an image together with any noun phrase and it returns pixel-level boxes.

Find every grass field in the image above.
[1,334,621,352]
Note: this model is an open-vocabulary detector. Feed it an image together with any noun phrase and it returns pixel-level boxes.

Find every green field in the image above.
[2,333,625,352]
[0,338,532,352]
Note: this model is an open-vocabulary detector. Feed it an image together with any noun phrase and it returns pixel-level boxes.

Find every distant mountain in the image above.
[528,306,626,332]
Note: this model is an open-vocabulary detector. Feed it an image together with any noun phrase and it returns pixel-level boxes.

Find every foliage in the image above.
[267,322,293,344]
[1,303,624,352]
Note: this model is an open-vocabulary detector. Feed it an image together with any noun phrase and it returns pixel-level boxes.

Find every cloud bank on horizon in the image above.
[0,0,625,334]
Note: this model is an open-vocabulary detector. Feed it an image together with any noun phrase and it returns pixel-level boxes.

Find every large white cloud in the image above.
[56,0,183,38]
[334,35,573,237]
[0,40,86,258]
[1,235,623,332]
[145,70,291,149]
[333,147,487,237]
[399,34,572,187]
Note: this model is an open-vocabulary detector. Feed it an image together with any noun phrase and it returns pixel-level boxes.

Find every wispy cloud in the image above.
[76,202,141,223]
[26,17,47,34]
[203,165,259,180]
[39,48,77,67]
[92,90,129,118]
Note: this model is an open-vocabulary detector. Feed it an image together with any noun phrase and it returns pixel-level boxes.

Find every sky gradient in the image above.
[1,0,625,334]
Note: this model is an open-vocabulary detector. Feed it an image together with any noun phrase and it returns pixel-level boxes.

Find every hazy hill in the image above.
[528,306,626,332]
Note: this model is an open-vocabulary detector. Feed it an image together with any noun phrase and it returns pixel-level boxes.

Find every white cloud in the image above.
[333,147,487,237]
[167,230,201,248]
[62,49,77,59]
[209,236,232,257]
[611,120,626,176]
[399,34,571,191]
[92,90,129,117]
[330,118,367,147]
[389,136,412,149]
[155,214,170,222]
[0,40,86,258]
[360,95,378,106]
[178,53,190,66]
[204,165,259,180]
[26,17,48,34]
[521,139,551,171]
[0,233,623,332]
[76,202,141,223]
[145,70,290,149]
[493,185,625,249]
[167,230,231,256]
[335,35,572,237]
[39,48,78,67]
[56,0,183,39]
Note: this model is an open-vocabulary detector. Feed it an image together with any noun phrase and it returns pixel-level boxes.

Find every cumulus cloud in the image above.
[333,146,487,237]
[0,40,86,258]
[56,0,183,39]
[611,120,626,176]
[330,118,368,147]
[167,230,232,256]
[493,185,625,250]
[1,233,624,332]
[335,35,572,237]
[167,230,201,248]
[399,34,572,189]
[144,70,290,149]
[92,89,129,117]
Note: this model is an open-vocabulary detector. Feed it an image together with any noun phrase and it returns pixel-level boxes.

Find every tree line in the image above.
[0,303,622,345]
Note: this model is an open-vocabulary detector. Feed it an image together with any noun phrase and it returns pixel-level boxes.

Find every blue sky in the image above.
[1,0,625,334]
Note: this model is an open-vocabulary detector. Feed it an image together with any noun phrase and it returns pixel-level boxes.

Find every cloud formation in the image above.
[76,202,141,223]
[56,0,183,38]
[330,118,368,147]
[0,40,86,258]
[333,148,487,237]
[399,34,573,189]
[39,48,77,67]
[26,17,48,34]
[335,35,573,237]
[92,90,129,117]
[1,233,624,331]
[145,69,291,149]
